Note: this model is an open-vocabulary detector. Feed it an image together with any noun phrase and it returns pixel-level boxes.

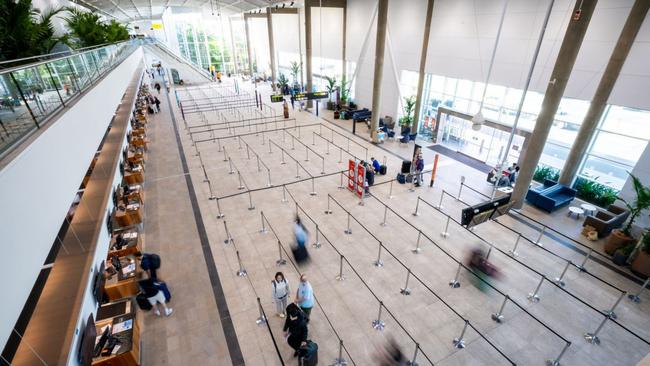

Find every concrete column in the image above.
[559,0,650,186]
[244,16,254,79]
[305,1,313,108]
[369,0,389,143]
[228,17,239,75]
[267,7,278,92]
[342,0,347,79]
[511,0,598,208]
[412,0,435,135]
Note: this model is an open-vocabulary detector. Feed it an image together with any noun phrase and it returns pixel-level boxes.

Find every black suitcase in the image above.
[136,293,153,311]
[379,165,387,175]
[299,340,318,366]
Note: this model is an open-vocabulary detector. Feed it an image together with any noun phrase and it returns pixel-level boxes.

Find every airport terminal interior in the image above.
[2,0,650,365]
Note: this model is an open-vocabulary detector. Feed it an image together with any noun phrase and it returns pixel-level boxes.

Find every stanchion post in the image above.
[259,212,268,234]
[235,250,247,277]
[222,145,228,162]
[255,297,267,325]
[237,171,245,190]
[452,320,469,349]
[295,161,300,179]
[321,158,325,175]
[408,343,419,366]
[276,240,286,266]
[216,198,225,218]
[324,195,333,214]
[412,197,420,216]
[267,168,272,187]
[603,291,627,319]
[223,221,234,244]
[546,342,571,366]
[305,146,309,162]
[509,234,521,257]
[576,248,593,272]
[380,206,388,227]
[457,176,465,200]
[335,255,346,281]
[388,179,394,199]
[344,213,352,234]
[310,177,317,196]
[248,190,255,210]
[207,179,216,200]
[412,232,422,254]
[554,261,572,287]
[372,301,385,330]
[491,295,509,323]
[228,157,235,174]
[584,316,608,345]
[312,225,322,248]
[441,216,451,238]
[628,277,650,303]
[449,263,462,288]
[400,269,412,295]
[437,191,444,209]
[536,226,546,247]
[331,340,348,366]
[374,242,384,267]
[238,136,242,149]
[527,276,545,303]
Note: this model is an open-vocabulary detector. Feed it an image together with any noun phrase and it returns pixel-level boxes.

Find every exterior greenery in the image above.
[573,177,618,208]
[338,76,350,104]
[532,165,560,183]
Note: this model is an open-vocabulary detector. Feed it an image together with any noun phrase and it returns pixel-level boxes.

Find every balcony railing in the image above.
[0,40,139,158]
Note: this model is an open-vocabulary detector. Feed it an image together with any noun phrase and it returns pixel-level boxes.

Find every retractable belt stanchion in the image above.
[335,255,346,281]
[228,157,235,174]
[603,291,627,320]
[372,301,385,330]
[331,340,348,366]
[509,234,521,257]
[324,195,333,214]
[312,225,322,248]
[247,190,255,210]
[408,343,420,366]
[310,177,317,196]
[400,269,412,295]
[237,171,245,190]
[441,216,451,238]
[452,320,469,349]
[388,179,394,199]
[235,250,247,277]
[554,261,572,287]
[584,315,608,345]
[276,240,286,266]
[546,342,571,366]
[412,232,422,254]
[344,213,352,234]
[536,226,546,247]
[259,212,268,234]
[449,263,462,288]
[216,198,224,218]
[374,242,384,267]
[491,295,509,323]
[255,297,267,325]
[527,276,545,303]
[436,191,445,209]
[222,145,228,162]
[628,277,650,303]
[576,248,593,272]
[223,221,234,244]
[380,206,388,227]
[457,177,465,200]
[412,197,420,216]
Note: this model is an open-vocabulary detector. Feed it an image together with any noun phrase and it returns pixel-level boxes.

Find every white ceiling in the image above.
[76,0,297,22]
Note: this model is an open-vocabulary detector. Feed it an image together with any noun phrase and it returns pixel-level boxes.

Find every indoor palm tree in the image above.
[606,173,650,253]
[290,61,300,87]
[399,96,416,127]
[103,20,129,43]
[0,0,64,62]
[338,76,351,105]
[64,8,107,47]
[324,75,337,109]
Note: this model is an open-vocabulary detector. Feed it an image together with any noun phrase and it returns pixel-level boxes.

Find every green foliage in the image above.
[573,177,619,208]
[290,61,300,84]
[278,73,288,89]
[619,173,650,237]
[324,76,337,93]
[532,165,560,183]
[64,8,129,48]
[616,242,636,256]
[399,96,416,126]
[338,75,351,104]
[0,0,64,62]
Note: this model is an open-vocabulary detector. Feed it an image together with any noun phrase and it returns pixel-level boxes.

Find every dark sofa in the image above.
[525,180,576,212]
[352,108,371,122]
[583,204,630,237]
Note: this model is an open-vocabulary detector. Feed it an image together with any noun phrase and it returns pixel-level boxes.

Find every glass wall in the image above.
[404,71,650,190]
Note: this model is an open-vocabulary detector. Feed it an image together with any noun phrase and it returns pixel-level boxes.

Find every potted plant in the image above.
[338,76,351,107]
[631,229,650,277]
[324,76,337,110]
[612,242,635,266]
[399,96,416,135]
[605,174,650,254]
[277,73,289,95]
[290,61,301,90]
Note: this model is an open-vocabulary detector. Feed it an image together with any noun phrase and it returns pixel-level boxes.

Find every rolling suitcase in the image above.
[379,165,387,175]
[299,340,318,366]
[136,293,153,311]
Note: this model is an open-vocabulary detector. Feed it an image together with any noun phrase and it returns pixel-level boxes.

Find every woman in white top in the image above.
[272,272,290,317]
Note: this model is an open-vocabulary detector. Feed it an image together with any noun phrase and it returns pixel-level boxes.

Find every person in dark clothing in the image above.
[154,96,161,112]
[414,153,424,187]
[371,157,381,173]
[365,162,375,187]
[154,82,161,94]
[283,303,308,357]
[139,277,173,316]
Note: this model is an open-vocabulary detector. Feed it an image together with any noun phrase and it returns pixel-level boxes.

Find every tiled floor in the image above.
[141,76,650,366]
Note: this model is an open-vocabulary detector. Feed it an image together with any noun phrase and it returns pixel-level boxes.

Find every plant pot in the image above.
[605,230,635,255]
[327,101,335,110]
[631,250,650,277]
[611,251,629,266]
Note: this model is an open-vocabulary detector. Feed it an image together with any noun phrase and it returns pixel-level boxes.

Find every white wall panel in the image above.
[273,13,301,53]
[0,47,144,352]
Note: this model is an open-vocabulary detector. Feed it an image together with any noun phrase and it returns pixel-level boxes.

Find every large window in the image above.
[406,72,650,189]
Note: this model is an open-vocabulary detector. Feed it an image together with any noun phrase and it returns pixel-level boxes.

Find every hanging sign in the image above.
[151,22,163,30]
[292,92,328,101]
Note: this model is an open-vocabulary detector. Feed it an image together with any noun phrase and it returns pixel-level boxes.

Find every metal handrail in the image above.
[147,40,213,81]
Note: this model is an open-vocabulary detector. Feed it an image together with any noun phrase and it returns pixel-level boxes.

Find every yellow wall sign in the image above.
[151,22,163,30]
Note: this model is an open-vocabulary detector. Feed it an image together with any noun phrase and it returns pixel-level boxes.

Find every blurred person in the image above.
[272,272,290,317]
[414,153,424,187]
[138,275,173,317]
[292,216,310,264]
[371,157,381,173]
[295,273,314,321]
[283,303,308,357]
[466,247,501,292]
[376,337,408,366]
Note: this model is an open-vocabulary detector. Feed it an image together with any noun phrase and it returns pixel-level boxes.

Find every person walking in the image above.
[154,82,161,94]
[136,252,161,280]
[138,277,173,316]
[292,216,310,264]
[295,273,314,321]
[414,153,424,187]
[283,303,308,357]
[154,96,161,113]
[272,272,290,317]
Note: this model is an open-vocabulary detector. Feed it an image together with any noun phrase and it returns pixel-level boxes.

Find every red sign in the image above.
[348,160,356,191]
[356,163,365,198]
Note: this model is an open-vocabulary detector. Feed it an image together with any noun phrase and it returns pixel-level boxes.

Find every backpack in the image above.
[141,253,161,271]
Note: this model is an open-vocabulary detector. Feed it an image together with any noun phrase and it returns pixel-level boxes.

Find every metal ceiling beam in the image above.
[105,0,137,20]
[75,0,122,20]
[126,0,145,19]
[150,0,154,18]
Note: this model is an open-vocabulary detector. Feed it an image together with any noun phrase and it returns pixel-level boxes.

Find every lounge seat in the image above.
[525,179,557,204]
[583,204,630,237]
[526,179,576,212]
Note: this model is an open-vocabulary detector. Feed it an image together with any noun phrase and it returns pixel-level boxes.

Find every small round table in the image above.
[568,206,585,219]
[580,203,597,216]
